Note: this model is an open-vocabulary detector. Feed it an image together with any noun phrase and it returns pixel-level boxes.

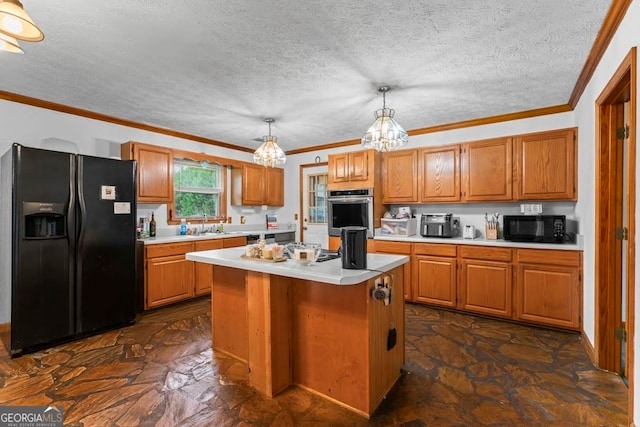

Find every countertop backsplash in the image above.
[389,202,579,240]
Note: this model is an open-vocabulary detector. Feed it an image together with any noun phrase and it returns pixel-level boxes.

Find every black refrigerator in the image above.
[0,144,137,356]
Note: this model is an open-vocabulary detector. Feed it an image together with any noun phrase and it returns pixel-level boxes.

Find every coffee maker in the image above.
[340,226,367,269]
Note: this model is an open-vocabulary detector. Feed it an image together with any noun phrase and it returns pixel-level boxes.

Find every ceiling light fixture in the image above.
[0,0,44,43]
[361,86,408,152]
[0,31,23,53]
[253,118,286,168]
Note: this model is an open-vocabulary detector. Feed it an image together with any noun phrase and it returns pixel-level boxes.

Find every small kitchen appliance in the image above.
[420,213,458,238]
[503,215,566,243]
[463,225,476,239]
[340,226,367,269]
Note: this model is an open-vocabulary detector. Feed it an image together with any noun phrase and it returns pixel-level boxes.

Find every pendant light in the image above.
[361,86,408,152]
[253,118,286,168]
[0,31,23,53]
[0,0,44,42]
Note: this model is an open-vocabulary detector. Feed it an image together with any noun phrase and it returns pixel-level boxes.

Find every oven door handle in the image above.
[328,197,372,203]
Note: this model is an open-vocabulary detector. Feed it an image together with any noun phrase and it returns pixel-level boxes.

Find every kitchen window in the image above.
[307,173,328,223]
[171,158,226,221]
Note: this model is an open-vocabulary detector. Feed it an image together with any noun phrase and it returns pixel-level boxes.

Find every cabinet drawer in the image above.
[517,249,581,267]
[374,240,412,254]
[223,236,247,248]
[459,245,512,262]
[146,242,194,258]
[414,243,456,257]
[195,239,224,251]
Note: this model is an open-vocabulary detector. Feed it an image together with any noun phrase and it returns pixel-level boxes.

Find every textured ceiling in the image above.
[1,1,611,152]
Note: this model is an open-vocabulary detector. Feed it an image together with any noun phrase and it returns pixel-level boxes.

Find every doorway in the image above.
[595,47,636,422]
[299,162,329,247]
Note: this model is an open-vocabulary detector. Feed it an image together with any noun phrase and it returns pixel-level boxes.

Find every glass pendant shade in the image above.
[253,119,286,167]
[0,31,23,53]
[361,107,408,151]
[0,0,44,42]
[361,86,408,152]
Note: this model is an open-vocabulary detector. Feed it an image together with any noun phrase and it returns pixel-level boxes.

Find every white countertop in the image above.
[140,228,295,245]
[374,234,583,251]
[186,247,409,285]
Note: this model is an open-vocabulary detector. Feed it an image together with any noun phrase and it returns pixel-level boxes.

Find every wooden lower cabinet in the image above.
[194,240,224,295]
[413,243,457,307]
[514,249,582,330]
[146,242,195,309]
[145,236,247,308]
[374,240,412,300]
[457,246,513,318]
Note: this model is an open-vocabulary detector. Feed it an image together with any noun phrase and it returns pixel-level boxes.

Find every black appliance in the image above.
[420,213,458,238]
[327,188,373,237]
[340,226,367,269]
[0,144,137,357]
[503,215,566,243]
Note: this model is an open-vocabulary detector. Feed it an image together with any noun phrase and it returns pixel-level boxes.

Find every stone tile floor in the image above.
[0,297,628,426]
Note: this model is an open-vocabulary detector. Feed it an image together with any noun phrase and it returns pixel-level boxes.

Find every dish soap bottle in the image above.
[149,213,156,237]
[180,218,187,235]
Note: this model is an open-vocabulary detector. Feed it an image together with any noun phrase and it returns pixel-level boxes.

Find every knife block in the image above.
[485,226,498,240]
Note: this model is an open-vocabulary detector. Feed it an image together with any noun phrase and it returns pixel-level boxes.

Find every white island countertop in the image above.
[186,247,409,286]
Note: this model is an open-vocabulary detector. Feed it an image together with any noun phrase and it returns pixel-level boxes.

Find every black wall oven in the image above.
[327,188,374,237]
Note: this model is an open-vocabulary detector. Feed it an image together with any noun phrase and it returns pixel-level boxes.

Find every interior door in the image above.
[300,163,328,248]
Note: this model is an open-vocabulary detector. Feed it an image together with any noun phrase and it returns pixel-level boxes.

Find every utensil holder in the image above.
[485,226,498,240]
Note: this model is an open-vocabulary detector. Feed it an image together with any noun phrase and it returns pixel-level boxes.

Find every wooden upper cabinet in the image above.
[231,163,284,206]
[514,128,577,200]
[461,138,513,201]
[329,153,349,183]
[419,144,460,202]
[265,167,284,206]
[382,149,418,203]
[349,150,369,182]
[328,150,379,190]
[121,142,172,203]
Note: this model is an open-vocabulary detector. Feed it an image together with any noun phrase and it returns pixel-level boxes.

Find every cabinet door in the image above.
[194,240,224,295]
[382,149,418,203]
[349,150,369,182]
[328,236,341,251]
[374,240,412,300]
[242,164,266,205]
[223,236,247,248]
[414,256,456,307]
[515,128,576,200]
[265,167,284,206]
[459,259,512,318]
[146,255,194,308]
[419,145,460,202]
[328,153,349,184]
[515,264,580,330]
[461,138,513,201]
[123,143,172,203]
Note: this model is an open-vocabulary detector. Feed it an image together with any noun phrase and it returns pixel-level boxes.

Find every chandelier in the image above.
[361,86,408,151]
[253,118,286,168]
[0,0,44,54]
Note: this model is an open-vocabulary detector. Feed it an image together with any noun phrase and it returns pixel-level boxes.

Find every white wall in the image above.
[571,1,639,422]
[284,111,578,235]
[0,100,298,232]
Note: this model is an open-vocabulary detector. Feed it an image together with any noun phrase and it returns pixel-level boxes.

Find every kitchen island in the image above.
[186,247,408,417]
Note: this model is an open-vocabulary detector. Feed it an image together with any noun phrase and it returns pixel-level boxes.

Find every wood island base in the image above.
[211,265,405,417]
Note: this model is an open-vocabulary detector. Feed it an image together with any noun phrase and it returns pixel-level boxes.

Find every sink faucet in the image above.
[202,213,207,233]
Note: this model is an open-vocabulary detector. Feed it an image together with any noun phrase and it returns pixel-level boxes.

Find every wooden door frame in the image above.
[595,47,636,423]
[298,162,328,242]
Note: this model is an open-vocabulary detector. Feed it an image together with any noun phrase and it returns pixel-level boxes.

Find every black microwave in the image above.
[503,215,566,243]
